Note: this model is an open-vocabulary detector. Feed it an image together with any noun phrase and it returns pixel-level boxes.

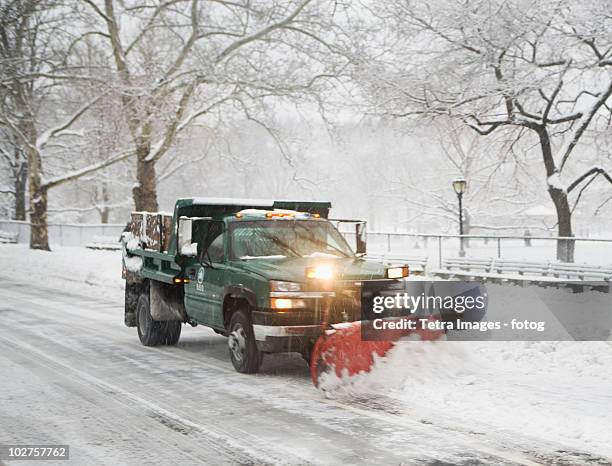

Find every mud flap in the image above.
[150,281,187,322]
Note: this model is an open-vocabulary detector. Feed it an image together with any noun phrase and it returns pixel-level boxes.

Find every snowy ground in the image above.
[321,340,612,460]
[0,244,611,465]
[0,244,124,297]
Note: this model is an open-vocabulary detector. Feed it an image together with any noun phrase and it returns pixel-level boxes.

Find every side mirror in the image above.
[177,217,198,256]
[355,221,367,255]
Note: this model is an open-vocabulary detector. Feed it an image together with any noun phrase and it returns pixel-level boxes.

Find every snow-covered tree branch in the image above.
[351,0,612,261]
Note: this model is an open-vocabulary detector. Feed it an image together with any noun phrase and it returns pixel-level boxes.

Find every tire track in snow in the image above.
[0,340,236,466]
[0,335,286,465]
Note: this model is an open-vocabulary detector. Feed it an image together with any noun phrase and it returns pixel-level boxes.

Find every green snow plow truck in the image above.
[121,197,410,374]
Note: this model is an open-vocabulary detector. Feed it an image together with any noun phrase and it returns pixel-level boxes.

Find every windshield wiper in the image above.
[256,230,301,258]
[294,224,352,258]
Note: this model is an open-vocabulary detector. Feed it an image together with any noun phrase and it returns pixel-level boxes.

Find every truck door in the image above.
[185,222,226,328]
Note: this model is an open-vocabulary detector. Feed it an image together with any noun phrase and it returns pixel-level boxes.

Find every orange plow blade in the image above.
[310,317,445,387]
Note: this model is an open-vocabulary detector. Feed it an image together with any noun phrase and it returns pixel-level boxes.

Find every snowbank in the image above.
[321,338,612,457]
[0,243,123,298]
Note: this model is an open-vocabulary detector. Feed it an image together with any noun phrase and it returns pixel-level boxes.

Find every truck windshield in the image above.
[230,220,354,260]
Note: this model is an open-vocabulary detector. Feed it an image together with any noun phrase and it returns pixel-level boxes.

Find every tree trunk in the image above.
[100,182,110,223]
[13,163,27,221]
[22,120,50,250]
[132,143,158,212]
[536,125,574,263]
[29,183,49,251]
[549,187,574,262]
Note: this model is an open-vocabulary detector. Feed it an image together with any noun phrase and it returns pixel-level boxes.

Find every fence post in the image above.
[497,237,501,258]
[387,234,391,252]
[438,236,442,268]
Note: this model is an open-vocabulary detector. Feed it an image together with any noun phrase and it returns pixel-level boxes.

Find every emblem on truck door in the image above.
[196,267,205,292]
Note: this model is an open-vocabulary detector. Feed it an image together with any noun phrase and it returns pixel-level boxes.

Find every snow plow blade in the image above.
[310,317,445,388]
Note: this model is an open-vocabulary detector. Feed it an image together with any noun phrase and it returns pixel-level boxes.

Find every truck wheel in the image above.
[162,321,182,346]
[228,310,262,374]
[137,293,162,346]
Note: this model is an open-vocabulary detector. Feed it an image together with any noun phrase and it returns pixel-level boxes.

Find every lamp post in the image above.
[452,178,467,257]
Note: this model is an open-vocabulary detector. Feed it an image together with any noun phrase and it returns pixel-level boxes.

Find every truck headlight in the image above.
[305,264,334,280]
[269,280,301,292]
[386,266,409,279]
[271,298,306,310]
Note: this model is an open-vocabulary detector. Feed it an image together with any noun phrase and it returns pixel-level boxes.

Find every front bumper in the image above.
[252,324,322,352]
[252,307,325,352]
[251,279,410,353]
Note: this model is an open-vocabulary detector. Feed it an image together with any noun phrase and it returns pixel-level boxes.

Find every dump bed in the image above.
[128,211,174,252]
[122,211,180,284]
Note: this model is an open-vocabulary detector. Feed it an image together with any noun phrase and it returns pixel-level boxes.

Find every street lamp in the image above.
[452,178,467,257]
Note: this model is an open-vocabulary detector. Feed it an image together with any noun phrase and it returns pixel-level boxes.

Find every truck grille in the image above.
[328,280,362,323]
[303,279,406,325]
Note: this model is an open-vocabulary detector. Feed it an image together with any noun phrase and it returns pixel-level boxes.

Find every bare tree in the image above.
[424,118,541,233]
[0,0,135,249]
[354,0,612,261]
[81,0,351,212]
[70,81,132,224]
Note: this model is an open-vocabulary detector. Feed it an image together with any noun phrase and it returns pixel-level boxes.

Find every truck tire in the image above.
[162,321,182,345]
[228,310,262,374]
[137,293,162,346]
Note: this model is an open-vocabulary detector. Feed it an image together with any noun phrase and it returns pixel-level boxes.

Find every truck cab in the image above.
[122,198,408,373]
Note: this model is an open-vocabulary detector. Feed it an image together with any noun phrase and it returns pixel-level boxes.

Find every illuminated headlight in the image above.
[305,264,334,280]
[386,266,409,279]
[269,280,301,292]
[271,298,306,310]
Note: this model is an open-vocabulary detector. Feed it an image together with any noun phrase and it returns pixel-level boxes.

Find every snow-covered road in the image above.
[0,245,611,465]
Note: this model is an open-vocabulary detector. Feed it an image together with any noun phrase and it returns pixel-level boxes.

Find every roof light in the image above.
[235,212,243,218]
[265,211,295,219]
[386,266,409,279]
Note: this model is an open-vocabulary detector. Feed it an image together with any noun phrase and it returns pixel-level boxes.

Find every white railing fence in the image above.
[0,219,125,247]
[341,231,612,268]
[2,219,612,268]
